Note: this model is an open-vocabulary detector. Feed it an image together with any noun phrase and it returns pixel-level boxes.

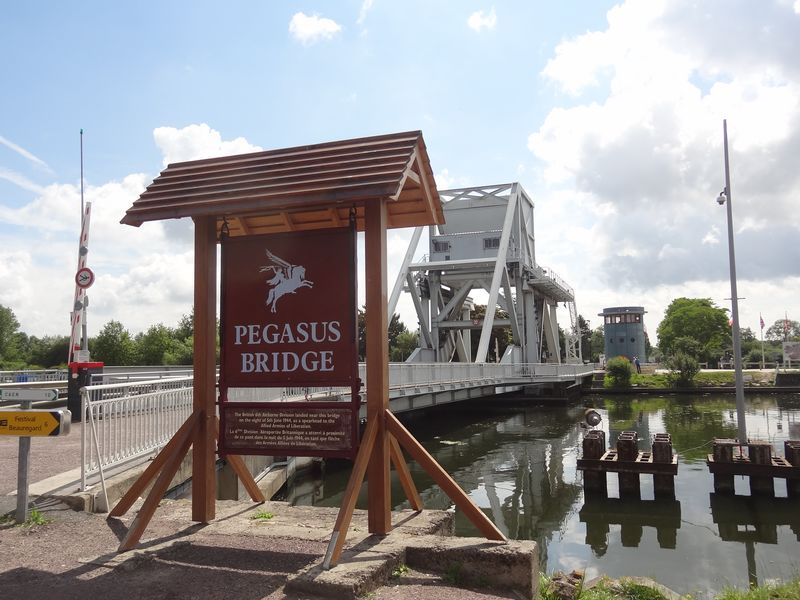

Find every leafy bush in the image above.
[665,352,699,387]
[605,356,633,388]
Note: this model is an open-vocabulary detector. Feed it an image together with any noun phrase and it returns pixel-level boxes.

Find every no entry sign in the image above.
[219,226,359,458]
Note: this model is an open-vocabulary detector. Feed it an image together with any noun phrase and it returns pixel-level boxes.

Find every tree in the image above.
[589,326,605,362]
[470,305,511,362]
[765,318,800,342]
[92,320,136,365]
[391,331,419,362]
[135,324,179,365]
[388,313,408,352]
[0,304,20,364]
[357,307,408,361]
[578,315,592,361]
[26,335,69,368]
[656,298,730,364]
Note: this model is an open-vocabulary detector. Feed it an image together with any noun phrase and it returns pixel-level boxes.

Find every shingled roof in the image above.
[121,130,443,235]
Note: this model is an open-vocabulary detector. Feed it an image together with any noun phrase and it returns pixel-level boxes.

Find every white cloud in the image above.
[289,12,342,45]
[701,226,720,245]
[153,123,262,167]
[795,0,800,14]
[357,0,374,26]
[527,0,800,344]
[0,134,51,172]
[467,7,497,32]
[0,124,262,337]
[0,167,45,194]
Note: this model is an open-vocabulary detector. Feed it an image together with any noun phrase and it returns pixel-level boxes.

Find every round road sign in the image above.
[75,267,95,289]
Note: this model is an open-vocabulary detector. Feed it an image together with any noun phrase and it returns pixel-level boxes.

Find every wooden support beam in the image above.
[213,417,266,503]
[234,216,251,235]
[109,413,199,517]
[192,215,217,523]
[364,200,391,534]
[385,410,506,542]
[389,433,423,511]
[323,417,379,569]
[118,416,199,551]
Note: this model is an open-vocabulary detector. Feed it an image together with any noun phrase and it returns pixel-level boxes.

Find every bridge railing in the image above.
[0,368,68,383]
[78,362,593,490]
[80,376,195,491]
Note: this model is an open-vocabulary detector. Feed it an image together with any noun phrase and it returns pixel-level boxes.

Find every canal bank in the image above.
[283,392,800,596]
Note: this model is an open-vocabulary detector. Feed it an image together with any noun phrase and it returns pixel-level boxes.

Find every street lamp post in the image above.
[718,119,747,443]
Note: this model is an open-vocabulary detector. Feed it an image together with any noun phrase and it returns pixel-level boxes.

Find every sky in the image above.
[1,0,799,349]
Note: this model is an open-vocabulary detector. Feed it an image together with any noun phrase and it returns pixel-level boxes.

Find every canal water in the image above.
[282,393,800,596]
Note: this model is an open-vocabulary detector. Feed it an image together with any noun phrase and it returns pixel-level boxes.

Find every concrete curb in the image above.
[286,514,539,600]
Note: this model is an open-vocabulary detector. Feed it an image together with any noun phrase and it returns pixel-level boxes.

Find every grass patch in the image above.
[391,563,410,578]
[0,508,51,528]
[250,510,274,521]
[539,574,800,600]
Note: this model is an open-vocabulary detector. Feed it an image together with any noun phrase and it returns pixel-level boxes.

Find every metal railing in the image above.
[0,369,68,383]
[80,377,194,491]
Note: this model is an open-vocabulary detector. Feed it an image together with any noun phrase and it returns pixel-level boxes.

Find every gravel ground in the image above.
[0,499,524,600]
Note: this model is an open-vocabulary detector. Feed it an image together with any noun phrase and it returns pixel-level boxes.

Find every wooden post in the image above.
[785,441,800,498]
[193,216,217,522]
[616,432,640,499]
[581,430,607,496]
[748,440,774,496]
[711,439,737,494]
[364,201,391,535]
[652,433,675,499]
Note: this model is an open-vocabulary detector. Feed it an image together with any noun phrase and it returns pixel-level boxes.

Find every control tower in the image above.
[599,306,647,362]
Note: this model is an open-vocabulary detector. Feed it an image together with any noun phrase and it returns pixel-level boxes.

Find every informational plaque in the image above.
[218,226,360,458]
[222,403,355,457]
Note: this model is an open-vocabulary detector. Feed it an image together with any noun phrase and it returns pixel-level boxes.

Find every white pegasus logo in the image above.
[259,250,314,313]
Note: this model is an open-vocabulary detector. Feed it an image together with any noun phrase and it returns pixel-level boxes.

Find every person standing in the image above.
[634,356,641,374]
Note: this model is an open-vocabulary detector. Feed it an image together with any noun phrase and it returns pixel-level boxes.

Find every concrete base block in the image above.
[287,534,538,600]
[405,537,539,600]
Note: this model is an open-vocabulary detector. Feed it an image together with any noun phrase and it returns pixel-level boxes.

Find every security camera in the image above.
[716,193,726,205]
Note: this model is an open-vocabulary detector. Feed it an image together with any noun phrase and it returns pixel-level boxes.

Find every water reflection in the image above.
[284,393,800,595]
[580,497,681,554]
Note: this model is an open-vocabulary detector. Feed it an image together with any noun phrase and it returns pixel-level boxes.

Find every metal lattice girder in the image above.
[390,182,580,365]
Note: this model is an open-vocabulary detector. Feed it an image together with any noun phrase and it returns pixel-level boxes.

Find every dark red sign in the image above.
[220,227,357,387]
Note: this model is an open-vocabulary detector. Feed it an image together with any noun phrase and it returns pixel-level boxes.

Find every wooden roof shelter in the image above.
[121,130,444,233]
[112,130,504,563]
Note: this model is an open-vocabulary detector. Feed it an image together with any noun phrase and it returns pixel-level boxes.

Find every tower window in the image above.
[483,237,500,250]
[433,240,450,252]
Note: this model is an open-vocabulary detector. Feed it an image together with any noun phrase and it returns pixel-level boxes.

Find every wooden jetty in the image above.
[577,430,678,499]
[706,439,800,497]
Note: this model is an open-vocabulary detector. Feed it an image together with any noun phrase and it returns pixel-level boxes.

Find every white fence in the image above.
[80,377,194,491]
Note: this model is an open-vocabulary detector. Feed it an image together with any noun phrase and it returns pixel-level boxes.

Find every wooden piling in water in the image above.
[786,441,800,498]
[748,441,774,496]
[652,433,675,498]
[582,430,607,496]
[616,431,640,499]
[711,439,738,494]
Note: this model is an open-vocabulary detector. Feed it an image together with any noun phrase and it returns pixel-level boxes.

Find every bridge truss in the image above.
[389,183,582,364]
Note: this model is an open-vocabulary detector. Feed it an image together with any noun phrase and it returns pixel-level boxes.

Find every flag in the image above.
[760,314,765,330]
